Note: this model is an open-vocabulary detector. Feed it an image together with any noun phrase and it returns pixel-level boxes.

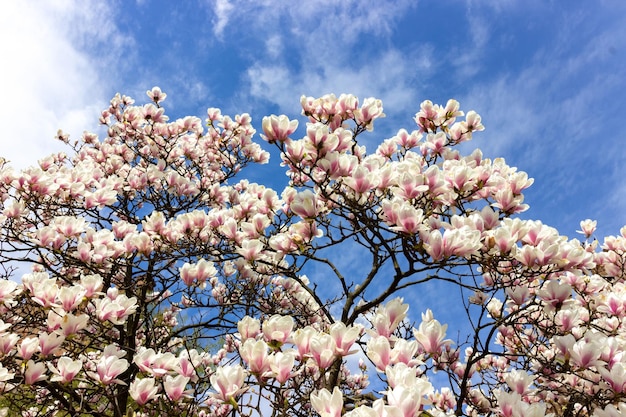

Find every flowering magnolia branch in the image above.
[0,88,624,417]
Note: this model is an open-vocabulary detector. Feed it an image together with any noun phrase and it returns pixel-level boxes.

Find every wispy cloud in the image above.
[246,48,431,118]
[458,4,626,233]
[211,0,234,39]
[265,35,283,59]
[208,0,423,119]
[3,0,623,236]
[0,2,125,169]
[452,3,491,80]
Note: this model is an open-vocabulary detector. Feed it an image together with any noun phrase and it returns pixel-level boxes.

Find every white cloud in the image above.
[209,0,423,118]
[211,0,234,38]
[452,10,490,80]
[606,181,626,235]
[281,0,414,53]
[265,35,283,59]
[246,48,432,126]
[246,65,296,112]
[466,1,490,48]
[461,5,626,150]
[0,2,122,169]
[456,6,626,234]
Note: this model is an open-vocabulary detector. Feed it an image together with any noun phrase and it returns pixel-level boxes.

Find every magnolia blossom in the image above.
[494,390,549,417]
[0,332,19,355]
[290,190,320,220]
[371,298,409,338]
[18,337,39,360]
[570,338,604,369]
[329,322,361,356]
[176,349,202,381]
[367,336,392,372]
[390,339,419,366]
[59,313,89,336]
[237,239,264,261]
[262,315,294,345]
[239,339,271,375]
[504,370,536,395]
[262,114,298,144]
[269,351,295,384]
[238,316,261,341]
[95,293,138,325]
[209,365,247,403]
[386,382,433,417]
[29,276,58,308]
[354,97,385,130]
[0,364,14,384]
[1,90,626,417]
[48,357,82,384]
[24,360,47,385]
[292,326,317,359]
[80,274,103,298]
[91,353,129,385]
[55,285,86,312]
[310,333,337,370]
[38,332,65,356]
[423,227,481,261]
[311,386,344,417]
[578,219,597,238]
[164,375,190,401]
[134,348,177,377]
[179,259,217,287]
[147,86,167,103]
[0,280,20,307]
[386,363,420,389]
[130,377,159,405]
[414,310,453,355]
[594,404,626,417]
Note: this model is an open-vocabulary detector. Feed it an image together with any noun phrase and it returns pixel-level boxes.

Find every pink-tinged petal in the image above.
[311,387,343,417]
[129,377,159,405]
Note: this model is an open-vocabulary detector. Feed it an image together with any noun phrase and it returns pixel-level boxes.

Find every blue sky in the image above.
[2,1,626,394]
[1,0,626,242]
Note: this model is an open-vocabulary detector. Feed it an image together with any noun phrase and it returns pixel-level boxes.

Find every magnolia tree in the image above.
[0,88,624,417]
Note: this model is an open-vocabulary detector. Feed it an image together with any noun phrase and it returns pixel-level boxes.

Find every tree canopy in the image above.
[0,88,624,417]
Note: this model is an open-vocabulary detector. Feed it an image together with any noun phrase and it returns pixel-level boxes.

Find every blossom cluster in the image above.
[0,88,624,417]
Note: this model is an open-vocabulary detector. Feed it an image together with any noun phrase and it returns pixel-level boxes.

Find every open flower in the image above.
[262,315,294,346]
[130,377,159,405]
[413,310,453,355]
[240,339,271,376]
[210,365,247,403]
[270,351,296,384]
[577,219,597,239]
[24,360,47,385]
[164,375,191,401]
[262,114,298,143]
[48,357,82,384]
[91,353,129,385]
[311,387,343,417]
